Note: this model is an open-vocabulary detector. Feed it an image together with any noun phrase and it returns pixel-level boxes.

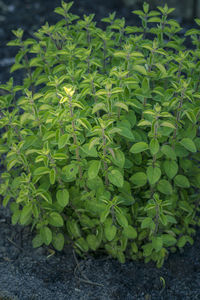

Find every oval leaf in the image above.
[174,175,190,188]
[130,142,149,154]
[56,189,69,207]
[179,138,197,153]
[147,166,161,185]
[108,169,124,187]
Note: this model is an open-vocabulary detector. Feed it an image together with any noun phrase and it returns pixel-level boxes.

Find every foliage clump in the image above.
[0,1,200,268]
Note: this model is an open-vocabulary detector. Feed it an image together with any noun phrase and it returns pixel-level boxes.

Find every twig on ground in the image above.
[72,250,104,287]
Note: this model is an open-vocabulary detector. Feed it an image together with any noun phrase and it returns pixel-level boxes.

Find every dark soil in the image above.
[0,1,200,299]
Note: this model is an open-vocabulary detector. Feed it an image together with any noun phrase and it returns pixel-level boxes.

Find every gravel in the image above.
[0,1,200,299]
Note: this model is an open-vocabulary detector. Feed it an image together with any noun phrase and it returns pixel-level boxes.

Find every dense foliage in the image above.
[0,1,200,268]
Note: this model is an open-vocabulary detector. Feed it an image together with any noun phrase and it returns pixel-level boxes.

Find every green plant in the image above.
[0,1,200,268]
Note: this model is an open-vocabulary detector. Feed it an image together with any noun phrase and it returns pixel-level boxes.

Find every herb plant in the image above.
[0,1,200,268]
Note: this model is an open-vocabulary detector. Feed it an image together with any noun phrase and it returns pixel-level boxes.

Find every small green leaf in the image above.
[157,179,173,195]
[149,139,160,155]
[147,166,161,185]
[130,172,147,187]
[116,126,135,140]
[7,159,19,171]
[110,149,125,168]
[52,233,65,251]
[64,164,79,179]
[174,175,190,188]
[114,102,129,112]
[88,160,101,179]
[86,234,99,251]
[130,142,149,153]
[161,145,176,160]
[81,143,98,157]
[152,236,163,252]
[108,169,124,187]
[58,134,69,149]
[48,212,64,227]
[40,226,52,246]
[100,207,110,223]
[162,234,176,246]
[115,210,128,228]
[56,189,69,207]
[92,102,107,114]
[142,243,153,257]
[104,223,117,241]
[49,168,56,185]
[179,138,197,153]
[36,190,52,204]
[75,237,89,252]
[141,217,155,230]
[32,234,43,248]
[19,204,32,225]
[133,65,147,75]
[163,160,178,179]
[122,225,137,239]
[34,167,50,176]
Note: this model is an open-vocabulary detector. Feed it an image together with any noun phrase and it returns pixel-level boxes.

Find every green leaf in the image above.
[149,139,160,155]
[110,149,125,168]
[142,243,153,257]
[88,160,101,179]
[114,102,129,112]
[34,167,50,176]
[48,212,64,227]
[133,65,147,75]
[159,213,168,226]
[130,142,149,153]
[116,126,135,140]
[81,143,98,157]
[52,233,65,251]
[162,234,176,247]
[58,134,69,149]
[36,190,52,204]
[92,102,107,114]
[49,168,56,185]
[174,175,190,188]
[160,121,176,129]
[115,210,128,228]
[163,160,178,179]
[147,166,161,185]
[177,235,193,248]
[152,236,163,252]
[108,169,124,187]
[155,63,167,77]
[141,217,155,230]
[122,225,137,239]
[174,144,189,157]
[157,179,173,195]
[75,237,89,252]
[32,234,43,248]
[161,145,176,160]
[56,189,69,207]
[40,226,52,246]
[130,172,147,187]
[179,138,197,153]
[86,234,99,251]
[19,204,32,225]
[77,118,92,130]
[7,159,19,171]
[104,222,117,241]
[64,164,79,179]
[11,210,21,225]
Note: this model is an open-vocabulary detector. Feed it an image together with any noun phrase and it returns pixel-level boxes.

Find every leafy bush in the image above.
[0,1,200,268]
